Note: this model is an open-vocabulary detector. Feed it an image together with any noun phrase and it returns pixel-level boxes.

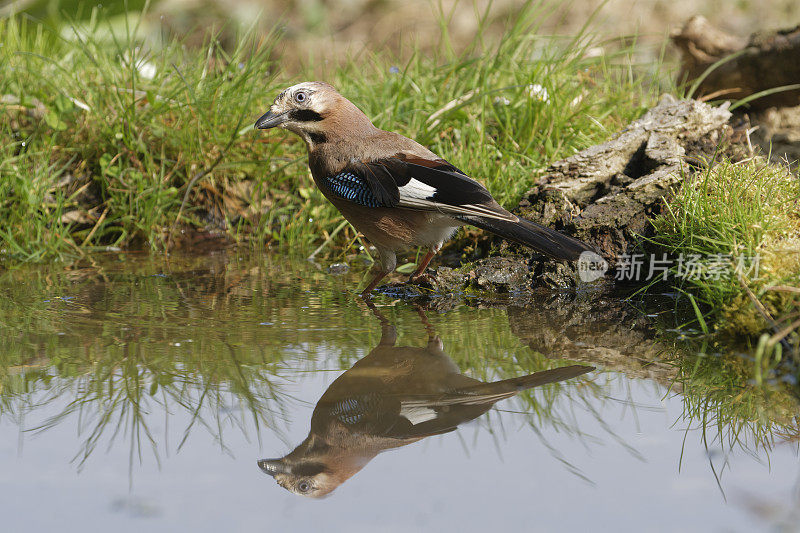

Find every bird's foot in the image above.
[408,272,438,289]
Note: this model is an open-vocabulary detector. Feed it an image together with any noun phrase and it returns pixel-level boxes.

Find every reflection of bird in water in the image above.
[258,307,593,498]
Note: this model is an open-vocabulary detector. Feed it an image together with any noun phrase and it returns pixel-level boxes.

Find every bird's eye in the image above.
[297,481,311,493]
[294,91,307,104]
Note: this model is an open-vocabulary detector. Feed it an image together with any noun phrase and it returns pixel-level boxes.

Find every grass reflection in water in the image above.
[0,250,797,499]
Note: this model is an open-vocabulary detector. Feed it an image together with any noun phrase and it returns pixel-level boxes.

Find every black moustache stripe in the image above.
[290,109,324,122]
[291,461,331,476]
[308,132,327,144]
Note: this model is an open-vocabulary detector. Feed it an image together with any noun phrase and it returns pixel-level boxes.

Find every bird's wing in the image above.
[320,155,517,222]
[398,391,517,411]
[393,365,595,430]
[322,394,458,440]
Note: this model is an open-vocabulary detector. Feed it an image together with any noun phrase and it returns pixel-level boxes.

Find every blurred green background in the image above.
[5,0,799,67]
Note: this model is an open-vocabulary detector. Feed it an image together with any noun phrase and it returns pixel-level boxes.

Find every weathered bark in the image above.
[671,16,800,109]
[431,95,740,292]
[518,95,734,265]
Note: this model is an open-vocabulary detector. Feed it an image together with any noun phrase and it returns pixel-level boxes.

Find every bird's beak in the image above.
[254,110,288,129]
[258,458,291,477]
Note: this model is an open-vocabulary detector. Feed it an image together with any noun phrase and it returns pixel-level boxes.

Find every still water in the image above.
[0,250,798,532]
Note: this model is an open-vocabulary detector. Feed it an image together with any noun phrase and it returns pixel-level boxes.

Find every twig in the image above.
[736,271,794,353]
[744,126,759,157]
[768,318,800,349]
[307,219,348,261]
[768,285,800,294]
[83,206,109,245]
[737,271,778,328]
[426,89,479,130]
[697,88,742,102]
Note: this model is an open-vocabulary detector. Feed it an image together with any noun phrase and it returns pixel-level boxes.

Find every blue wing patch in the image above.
[323,172,382,207]
[330,396,379,426]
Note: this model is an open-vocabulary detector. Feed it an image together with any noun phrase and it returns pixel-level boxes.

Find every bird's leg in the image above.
[413,305,436,339]
[360,270,389,296]
[360,247,396,297]
[408,250,437,284]
[360,297,388,323]
[357,295,397,344]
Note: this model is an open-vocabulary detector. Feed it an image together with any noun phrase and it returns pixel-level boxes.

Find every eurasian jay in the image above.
[255,82,593,295]
[257,311,593,498]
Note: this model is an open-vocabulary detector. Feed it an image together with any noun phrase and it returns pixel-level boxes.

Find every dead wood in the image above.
[671,16,800,109]
[517,94,734,266]
[432,95,743,291]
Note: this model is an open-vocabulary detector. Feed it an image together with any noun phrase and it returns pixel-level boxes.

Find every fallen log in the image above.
[432,95,742,291]
[671,16,800,109]
[518,95,735,268]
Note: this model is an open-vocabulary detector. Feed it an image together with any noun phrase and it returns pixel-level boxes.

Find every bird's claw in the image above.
[408,272,438,289]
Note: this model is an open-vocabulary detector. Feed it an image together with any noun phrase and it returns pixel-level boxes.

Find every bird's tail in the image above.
[487,365,594,393]
[434,365,594,407]
[459,215,594,261]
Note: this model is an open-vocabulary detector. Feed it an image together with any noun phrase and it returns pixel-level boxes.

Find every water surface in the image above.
[0,251,798,532]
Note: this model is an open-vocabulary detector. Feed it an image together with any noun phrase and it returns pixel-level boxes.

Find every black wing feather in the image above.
[382,158,495,207]
[421,165,493,207]
[318,154,594,260]
[349,160,400,207]
[324,155,507,216]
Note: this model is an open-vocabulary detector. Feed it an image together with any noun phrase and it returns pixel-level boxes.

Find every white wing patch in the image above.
[399,403,438,425]
[397,178,437,201]
[395,173,518,222]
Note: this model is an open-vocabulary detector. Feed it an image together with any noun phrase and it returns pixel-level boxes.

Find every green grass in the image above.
[652,158,800,357]
[0,3,657,262]
[0,10,283,259]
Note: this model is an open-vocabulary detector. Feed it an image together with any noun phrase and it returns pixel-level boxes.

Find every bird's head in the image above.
[255,81,374,147]
[257,456,338,498]
[258,434,371,498]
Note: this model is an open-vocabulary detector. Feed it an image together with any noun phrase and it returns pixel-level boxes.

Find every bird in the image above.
[257,307,593,498]
[255,81,594,295]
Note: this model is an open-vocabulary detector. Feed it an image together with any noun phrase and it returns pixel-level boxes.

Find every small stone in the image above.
[473,257,530,292]
[327,263,350,275]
